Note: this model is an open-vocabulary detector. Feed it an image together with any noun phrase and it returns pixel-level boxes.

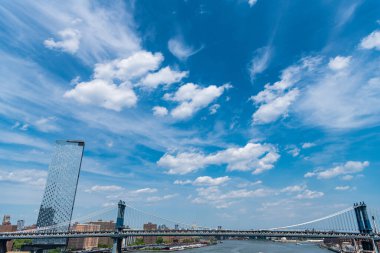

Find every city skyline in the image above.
[1,0,380,230]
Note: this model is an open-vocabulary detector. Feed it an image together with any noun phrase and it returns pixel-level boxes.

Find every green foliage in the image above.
[47,248,61,253]
[98,243,112,248]
[155,237,164,244]
[13,239,32,250]
[132,238,145,245]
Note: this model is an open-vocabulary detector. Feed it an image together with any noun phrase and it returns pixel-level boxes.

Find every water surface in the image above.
[184,240,330,253]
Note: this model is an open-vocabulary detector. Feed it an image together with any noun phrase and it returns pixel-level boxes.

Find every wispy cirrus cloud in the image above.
[192,186,270,209]
[85,185,123,193]
[251,56,321,124]
[174,176,230,186]
[248,0,258,7]
[0,169,47,188]
[44,28,81,54]
[0,0,140,63]
[168,37,203,61]
[249,46,271,80]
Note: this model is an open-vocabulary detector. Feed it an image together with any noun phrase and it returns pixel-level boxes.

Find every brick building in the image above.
[89,220,115,247]
[67,223,100,250]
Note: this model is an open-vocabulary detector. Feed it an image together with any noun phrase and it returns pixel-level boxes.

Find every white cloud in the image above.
[209,104,220,115]
[147,194,177,202]
[360,30,380,50]
[328,56,351,70]
[192,186,269,209]
[286,145,300,157]
[174,180,192,185]
[193,176,230,186]
[20,124,29,131]
[140,67,188,89]
[157,142,279,175]
[65,51,191,111]
[34,117,60,132]
[2,1,140,63]
[342,175,354,181]
[168,37,201,61]
[64,51,165,111]
[165,83,231,120]
[335,186,350,191]
[85,185,123,193]
[281,185,306,193]
[253,89,299,124]
[0,129,51,150]
[0,169,47,188]
[295,54,380,130]
[174,176,230,186]
[94,51,163,81]
[251,57,320,124]
[44,28,81,54]
[152,106,168,117]
[295,189,324,199]
[64,79,137,111]
[305,161,369,180]
[131,188,157,194]
[248,0,258,7]
[249,46,271,79]
[302,142,316,149]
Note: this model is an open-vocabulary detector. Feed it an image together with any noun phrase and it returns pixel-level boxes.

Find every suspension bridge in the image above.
[1,141,378,252]
[1,201,379,253]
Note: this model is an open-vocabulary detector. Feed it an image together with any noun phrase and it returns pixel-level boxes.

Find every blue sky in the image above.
[1,0,380,229]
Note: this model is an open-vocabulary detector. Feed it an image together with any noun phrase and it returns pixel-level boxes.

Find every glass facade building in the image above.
[33,140,85,245]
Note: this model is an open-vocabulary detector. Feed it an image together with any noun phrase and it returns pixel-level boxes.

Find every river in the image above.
[182,240,331,253]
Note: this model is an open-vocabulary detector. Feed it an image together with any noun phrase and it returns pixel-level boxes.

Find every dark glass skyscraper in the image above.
[34,140,85,245]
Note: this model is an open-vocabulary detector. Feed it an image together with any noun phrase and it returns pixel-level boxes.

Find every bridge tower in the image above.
[354,202,373,234]
[353,202,378,253]
[112,200,126,253]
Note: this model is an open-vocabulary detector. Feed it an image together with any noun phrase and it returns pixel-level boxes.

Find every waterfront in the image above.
[162,240,331,253]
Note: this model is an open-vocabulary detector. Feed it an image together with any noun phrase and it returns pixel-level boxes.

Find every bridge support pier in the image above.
[112,238,122,253]
[352,238,359,253]
[0,240,7,253]
[111,200,126,253]
[372,238,379,253]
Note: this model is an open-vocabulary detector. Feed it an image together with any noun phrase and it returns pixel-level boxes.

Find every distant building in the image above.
[67,223,100,250]
[89,220,115,247]
[23,224,36,231]
[2,215,11,225]
[143,222,157,245]
[0,221,17,251]
[158,224,169,230]
[17,220,25,231]
[33,140,85,246]
[174,224,179,230]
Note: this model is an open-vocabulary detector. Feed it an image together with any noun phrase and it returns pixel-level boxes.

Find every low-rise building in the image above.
[89,220,115,247]
[0,219,17,251]
[67,223,100,250]
[143,222,157,245]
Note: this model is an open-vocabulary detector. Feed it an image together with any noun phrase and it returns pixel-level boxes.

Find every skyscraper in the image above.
[17,220,25,231]
[34,140,85,246]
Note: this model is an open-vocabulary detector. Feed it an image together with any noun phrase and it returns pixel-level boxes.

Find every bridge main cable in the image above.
[267,206,354,231]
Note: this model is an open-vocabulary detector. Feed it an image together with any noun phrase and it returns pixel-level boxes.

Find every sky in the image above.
[1,0,380,230]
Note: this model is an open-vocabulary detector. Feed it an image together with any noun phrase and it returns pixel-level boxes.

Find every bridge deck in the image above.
[0,230,377,240]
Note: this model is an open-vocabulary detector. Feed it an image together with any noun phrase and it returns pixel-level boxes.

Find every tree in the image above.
[13,239,32,250]
[156,237,164,244]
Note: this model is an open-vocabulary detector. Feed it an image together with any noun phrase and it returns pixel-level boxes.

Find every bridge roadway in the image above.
[0,229,378,240]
